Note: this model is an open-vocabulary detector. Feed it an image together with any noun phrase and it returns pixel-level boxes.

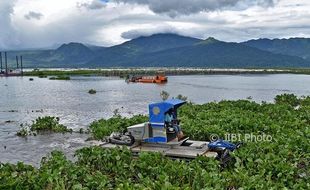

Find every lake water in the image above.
[1,74,310,166]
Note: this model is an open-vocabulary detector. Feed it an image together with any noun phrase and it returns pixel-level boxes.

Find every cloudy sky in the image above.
[0,0,309,50]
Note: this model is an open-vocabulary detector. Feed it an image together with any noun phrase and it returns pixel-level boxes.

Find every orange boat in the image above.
[127,75,168,84]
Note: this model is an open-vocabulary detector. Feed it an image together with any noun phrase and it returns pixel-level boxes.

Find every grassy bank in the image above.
[1,94,308,189]
[23,68,310,77]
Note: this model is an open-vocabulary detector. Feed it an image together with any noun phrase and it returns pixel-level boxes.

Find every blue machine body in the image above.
[145,99,186,143]
[149,98,186,125]
[142,99,239,150]
[208,140,238,151]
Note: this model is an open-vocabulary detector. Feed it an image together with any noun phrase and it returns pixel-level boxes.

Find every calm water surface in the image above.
[1,74,310,165]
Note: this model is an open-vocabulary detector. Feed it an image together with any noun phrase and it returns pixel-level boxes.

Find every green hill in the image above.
[130,39,309,68]
[2,34,310,68]
[243,38,310,61]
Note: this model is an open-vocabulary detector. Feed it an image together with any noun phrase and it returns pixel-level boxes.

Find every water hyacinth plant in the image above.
[88,89,97,94]
[49,76,71,80]
[6,94,309,189]
[16,116,72,136]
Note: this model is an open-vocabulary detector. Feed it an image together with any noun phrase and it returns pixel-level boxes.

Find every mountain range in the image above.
[2,34,310,68]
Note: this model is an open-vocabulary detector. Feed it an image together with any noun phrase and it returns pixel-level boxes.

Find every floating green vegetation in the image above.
[0,147,222,189]
[16,125,29,137]
[274,93,300,107]
[49,76,71,80]
[88,89,97,94]
[5,94,310,189]
[17,116,72,136]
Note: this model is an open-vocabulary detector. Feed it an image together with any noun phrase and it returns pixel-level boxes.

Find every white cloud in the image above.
[0,0,309,49]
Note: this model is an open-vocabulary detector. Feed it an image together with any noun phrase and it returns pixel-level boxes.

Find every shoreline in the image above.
[21,67,310,77]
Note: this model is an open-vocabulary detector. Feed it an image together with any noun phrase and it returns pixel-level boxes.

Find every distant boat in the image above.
[127,75,168,84]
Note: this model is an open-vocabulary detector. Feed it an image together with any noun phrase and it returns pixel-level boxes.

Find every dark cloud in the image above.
[77,0,107,10]
[24,11,43,20]
[115,0,279,17]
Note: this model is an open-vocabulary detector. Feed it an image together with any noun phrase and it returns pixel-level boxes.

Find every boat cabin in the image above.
[128,99,186,143]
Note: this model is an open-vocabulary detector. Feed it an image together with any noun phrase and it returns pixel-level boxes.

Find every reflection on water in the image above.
[1,74,310,165]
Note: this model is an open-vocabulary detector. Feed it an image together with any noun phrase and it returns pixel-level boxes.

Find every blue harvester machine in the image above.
[103,99,240,164]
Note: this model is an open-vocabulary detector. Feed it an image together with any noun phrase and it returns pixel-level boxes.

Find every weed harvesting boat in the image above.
[100,99,241,165]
